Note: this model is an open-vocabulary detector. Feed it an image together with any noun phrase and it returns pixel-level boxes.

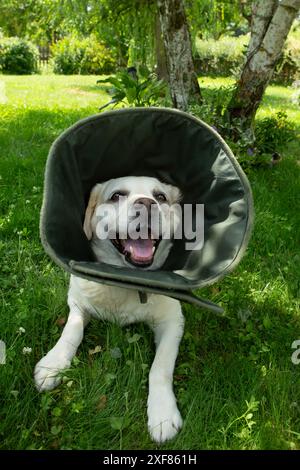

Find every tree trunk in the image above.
[228,0,300,127]
[157,0,202,111]
[154,13,168,81]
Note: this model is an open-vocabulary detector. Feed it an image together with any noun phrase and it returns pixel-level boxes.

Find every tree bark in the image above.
[247,0,278,56]
[154,13,168,81]
[228,0,300,127]
[157,0,202,111]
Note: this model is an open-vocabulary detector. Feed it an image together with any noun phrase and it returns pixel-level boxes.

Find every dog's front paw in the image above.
[34,350,71,392]
[147,387,183,444]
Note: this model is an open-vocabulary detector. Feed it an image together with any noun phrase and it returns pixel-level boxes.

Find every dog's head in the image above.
[83,176,181,270]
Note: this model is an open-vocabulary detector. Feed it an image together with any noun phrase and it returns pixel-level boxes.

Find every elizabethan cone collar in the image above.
[40,107,254,313]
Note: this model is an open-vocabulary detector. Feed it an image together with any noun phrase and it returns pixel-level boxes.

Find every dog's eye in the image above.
[110,191,127,202]
[153,192,167,203]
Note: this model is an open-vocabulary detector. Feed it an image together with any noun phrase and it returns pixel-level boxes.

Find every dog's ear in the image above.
[83,184,102,240]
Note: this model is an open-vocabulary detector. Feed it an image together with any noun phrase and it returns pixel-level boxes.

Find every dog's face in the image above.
[83,176,181,270]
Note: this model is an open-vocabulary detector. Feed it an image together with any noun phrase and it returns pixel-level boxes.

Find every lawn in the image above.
[0,74,299,450]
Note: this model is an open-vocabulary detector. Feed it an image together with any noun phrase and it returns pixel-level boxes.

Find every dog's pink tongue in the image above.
[123,238,154,262]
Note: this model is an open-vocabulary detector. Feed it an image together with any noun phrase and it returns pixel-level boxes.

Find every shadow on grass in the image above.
[74,83,111,94]
[1,102,300,449]
[0,107,98,157]
[261,92,298,109]
[3,111,300,356]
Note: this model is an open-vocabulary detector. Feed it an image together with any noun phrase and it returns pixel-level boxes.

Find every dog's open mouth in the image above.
[111,234,160,267]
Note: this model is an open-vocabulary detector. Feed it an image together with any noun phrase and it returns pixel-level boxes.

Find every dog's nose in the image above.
[134,197,157,212]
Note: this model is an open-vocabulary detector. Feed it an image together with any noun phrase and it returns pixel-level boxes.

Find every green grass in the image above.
[0,74,300,450]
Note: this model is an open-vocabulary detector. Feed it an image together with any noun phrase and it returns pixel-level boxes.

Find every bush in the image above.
[52,36,116,75]
[273,35,300,83]
[0,37,38,74]
[190,90,295,170]
[194,35,249,78]
[255,111,295,154]
[195,34,300,83]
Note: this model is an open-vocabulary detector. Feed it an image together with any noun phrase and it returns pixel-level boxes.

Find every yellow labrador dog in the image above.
[34,176,184,443]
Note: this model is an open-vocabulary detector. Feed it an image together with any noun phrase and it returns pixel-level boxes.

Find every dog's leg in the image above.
[34,302,89,391]
[147,297,184,443]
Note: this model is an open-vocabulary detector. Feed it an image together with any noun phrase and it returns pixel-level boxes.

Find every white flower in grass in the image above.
[22,347,32,355]
[18,327,26,334]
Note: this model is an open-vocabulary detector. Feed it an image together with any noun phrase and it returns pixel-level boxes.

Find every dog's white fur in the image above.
[34,176,185,443]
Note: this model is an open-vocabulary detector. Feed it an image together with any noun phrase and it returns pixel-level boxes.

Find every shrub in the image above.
[190,90,295,170]
[51,36,85,75]
[195,33,300,83]
[273,35,300,83]
[194,35,249,78]
[255,111,295,154]
[224,111,295,169]
[0,37,38,74]
[52,35,116,75]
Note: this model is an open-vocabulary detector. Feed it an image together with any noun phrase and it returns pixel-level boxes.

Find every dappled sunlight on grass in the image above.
[199,76,235,88]
[1,75,108,110]
[0,75,299,450]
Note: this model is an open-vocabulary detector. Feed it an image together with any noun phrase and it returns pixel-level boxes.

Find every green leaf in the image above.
[263,316,272,329]
[119,72,137,88]
[138,64,151,78]
[111,90,126,102]
[97,76,123,88]
[105,373,117,383]
[127,333,142,343]
[247,420,256,427]
[126,86,137,104]
[51,425,62,436]
[110,417,129,431]
[52,407,62,417]
[110,347,122,359]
